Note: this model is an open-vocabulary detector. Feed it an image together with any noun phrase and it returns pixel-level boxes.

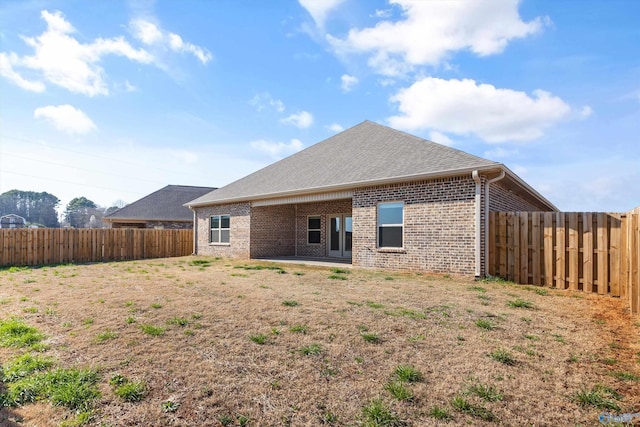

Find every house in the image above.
[104,185,216,229]
[186,121,556,277]
[0,214,26,229]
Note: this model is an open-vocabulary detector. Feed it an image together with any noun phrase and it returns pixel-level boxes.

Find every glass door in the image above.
[328,214,352,258]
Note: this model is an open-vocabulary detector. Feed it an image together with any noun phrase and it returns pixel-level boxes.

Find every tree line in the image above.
[0,190,124,228]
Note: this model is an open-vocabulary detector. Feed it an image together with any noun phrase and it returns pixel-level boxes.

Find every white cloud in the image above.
[34,104,97,135]
[0,52,46,92]
[388,77,572,143]
[250,138,304,158]
[371,9,393,19]
[327,0,547,76]
[167,33,212,64]
[340,74,359,92]
[249,92,286,113]
[1,10,154,96]
[428,131,454,147]
[130,19,212,64]
[281,111,314,129]
[327,123,344,133]
[299,0,345,28]
[130,19,163,45]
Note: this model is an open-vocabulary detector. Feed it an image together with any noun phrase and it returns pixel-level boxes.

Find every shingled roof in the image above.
[105,185,216,222]
[188,121,556,209]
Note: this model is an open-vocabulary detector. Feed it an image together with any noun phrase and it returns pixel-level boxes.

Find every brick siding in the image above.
[352,177,477,275]
[250,205,296,258]
[194,203,250,259]
[489,181,548,212]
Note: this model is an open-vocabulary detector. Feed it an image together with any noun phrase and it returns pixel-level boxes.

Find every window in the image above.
[210,215,230,244]
[308,216,321,244]
[377,202,403,248]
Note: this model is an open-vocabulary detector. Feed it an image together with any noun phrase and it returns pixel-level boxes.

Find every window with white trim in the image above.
[377,202,403,248]
[307,216,321,244]
[210,214,230,244]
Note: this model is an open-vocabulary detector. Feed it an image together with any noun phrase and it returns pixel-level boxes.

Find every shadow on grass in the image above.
[0,380,21,427]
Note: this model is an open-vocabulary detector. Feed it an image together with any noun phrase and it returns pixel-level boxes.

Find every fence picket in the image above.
[0,229,193,267]
[583,213,593,293]
[556,213,566,290]
[489,210,639,314]
[512,213,521,283]
[543,213,554,287]
[597,214,608,294]
[568,213,579,290]
[520,213,529,284]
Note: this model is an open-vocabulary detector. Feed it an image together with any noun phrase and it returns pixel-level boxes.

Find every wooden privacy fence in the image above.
[0,228,193,267]
[489,210,640,314]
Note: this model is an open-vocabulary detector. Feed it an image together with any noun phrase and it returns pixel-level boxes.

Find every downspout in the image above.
[472,171,482,279]
[192,208,197,255]
[485,170,506,277]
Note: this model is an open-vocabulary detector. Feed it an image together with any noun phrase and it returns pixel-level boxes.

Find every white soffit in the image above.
[251,190,353,207]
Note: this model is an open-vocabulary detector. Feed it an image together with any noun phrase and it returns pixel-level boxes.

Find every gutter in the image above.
[472,170,482,279]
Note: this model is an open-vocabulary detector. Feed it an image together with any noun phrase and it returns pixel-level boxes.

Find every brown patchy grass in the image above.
[1,257,639,426]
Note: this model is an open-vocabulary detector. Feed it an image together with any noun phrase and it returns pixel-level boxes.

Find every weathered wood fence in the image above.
[0,228,193,267]
[489,210,640,314]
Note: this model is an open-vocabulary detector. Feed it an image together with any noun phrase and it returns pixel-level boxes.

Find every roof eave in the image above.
[187,165,504,208]
[500,166,559,211]
[102,218,192,223]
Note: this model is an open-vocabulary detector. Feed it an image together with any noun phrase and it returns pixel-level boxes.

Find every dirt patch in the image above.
[1,257,639,426]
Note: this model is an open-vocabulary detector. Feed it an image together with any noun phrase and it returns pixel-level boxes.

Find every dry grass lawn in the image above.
[0,256,639,426]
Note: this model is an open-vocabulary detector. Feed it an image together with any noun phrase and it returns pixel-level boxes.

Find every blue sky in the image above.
[0,0,638,213]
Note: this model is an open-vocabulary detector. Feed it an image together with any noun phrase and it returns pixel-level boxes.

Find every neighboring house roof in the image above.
[104,185,216,223]
[187,121,555,210]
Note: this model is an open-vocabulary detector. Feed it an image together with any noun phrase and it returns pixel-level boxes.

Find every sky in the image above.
[0,0,638,215]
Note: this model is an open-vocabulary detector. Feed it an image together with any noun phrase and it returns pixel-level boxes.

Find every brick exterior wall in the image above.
[194,203,251,259]
[489,181,548,212]
[250,205,296,258]
[352,177,477,275]
[192,174,552,277]
[295,200,352,258]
